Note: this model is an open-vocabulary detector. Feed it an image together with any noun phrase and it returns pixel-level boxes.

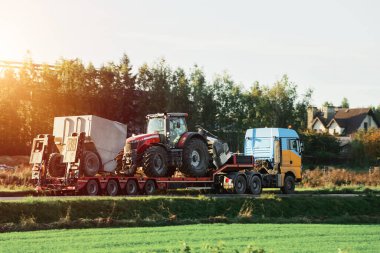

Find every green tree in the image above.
[341,97,349,108]
[322,101,334,107]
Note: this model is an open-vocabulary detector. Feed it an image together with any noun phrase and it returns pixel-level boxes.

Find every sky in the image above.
[0,0,379,107]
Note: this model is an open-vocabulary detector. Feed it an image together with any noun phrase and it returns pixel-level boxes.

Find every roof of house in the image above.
[311,108,379,135]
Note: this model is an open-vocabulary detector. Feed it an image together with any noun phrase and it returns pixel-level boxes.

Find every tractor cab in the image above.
[146,113,188,148]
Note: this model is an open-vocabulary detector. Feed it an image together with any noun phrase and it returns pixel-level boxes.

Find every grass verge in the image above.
[1,223,380,253]
[0,195,380,232]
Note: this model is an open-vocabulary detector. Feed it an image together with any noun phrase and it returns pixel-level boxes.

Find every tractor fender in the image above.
[176,132,207,148]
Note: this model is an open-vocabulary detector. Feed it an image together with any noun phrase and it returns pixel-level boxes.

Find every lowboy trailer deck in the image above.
[35,153,290,196]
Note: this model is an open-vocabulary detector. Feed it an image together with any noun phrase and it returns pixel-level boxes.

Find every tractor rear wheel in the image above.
[180,138,209,177]
[143,146,168,177]
[81,151,100,177]
[47,153,65,177]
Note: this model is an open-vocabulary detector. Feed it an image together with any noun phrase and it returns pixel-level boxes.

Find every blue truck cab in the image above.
[244,128,302,193]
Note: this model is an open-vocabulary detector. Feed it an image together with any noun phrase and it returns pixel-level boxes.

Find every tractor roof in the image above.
[147,113,188,118]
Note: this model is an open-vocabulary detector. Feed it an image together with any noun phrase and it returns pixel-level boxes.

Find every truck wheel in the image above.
[181,138,209,177]
[86,179,99,196]
[143,146,168,177]
[125,179,138,195]
[281,175,295,194]
[82,151,100,177]
[47,153,65,177]
[249,175,262,195]
[234,174,247,194]
[106,179,119,196]
[144,180,156,195]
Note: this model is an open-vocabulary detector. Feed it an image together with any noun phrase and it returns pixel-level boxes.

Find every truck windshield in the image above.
[147,118,165,134]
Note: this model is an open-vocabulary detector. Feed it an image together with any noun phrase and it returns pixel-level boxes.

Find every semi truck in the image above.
[30,114,302,195]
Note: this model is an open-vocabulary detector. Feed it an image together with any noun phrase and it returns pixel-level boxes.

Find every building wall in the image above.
[359,115,379,130]
[328,121,343,135]
[312,119,326,133]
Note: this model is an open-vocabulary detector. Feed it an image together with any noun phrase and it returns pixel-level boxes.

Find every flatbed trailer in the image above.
[35,154,290,196]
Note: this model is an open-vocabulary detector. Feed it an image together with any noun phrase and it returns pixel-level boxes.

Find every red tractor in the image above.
[121,113,230,177]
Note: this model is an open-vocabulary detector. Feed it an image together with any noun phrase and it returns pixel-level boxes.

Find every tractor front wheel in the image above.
[47,153,65,177]
[143,146,168,177]
[81,151,101,177]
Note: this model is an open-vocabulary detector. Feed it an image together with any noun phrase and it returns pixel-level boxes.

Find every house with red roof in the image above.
[307,106,379,137]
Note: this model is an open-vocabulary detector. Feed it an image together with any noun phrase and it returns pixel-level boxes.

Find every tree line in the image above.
[1,53,312,155]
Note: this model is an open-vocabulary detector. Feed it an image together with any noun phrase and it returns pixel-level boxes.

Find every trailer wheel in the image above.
[234,174,247,194]
[181,138,209,177]
[249,175,262,195]
[86,179,99,196]
[125,179,138,195]
[143,146,168,177]
[82,151,100,177]
[144,180,156,195]
[106,179,119,196]
[281,175,295,194]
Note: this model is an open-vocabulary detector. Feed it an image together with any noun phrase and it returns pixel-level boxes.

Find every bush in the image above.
[300,131,341,165]
[301,168,380,187]
[350,129,380,166]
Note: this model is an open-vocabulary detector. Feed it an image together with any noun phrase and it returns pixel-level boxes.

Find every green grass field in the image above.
[0,224,379,253]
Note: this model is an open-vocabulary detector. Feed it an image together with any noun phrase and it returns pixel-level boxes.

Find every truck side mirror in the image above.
[300,142,304,153]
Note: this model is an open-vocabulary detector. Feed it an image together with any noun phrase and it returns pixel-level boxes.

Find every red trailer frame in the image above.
[35,154,264,196]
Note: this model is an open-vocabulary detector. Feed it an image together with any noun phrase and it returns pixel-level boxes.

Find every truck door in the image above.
[281,138,291,166]
[288,139,301,167]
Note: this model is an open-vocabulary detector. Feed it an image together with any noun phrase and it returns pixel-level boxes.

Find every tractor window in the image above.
[147,118,165,134]
[169,117,187,145]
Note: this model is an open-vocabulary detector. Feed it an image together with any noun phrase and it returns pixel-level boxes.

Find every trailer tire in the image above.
[249,175,262,195]
[181,138,209,177]
[125,179,138,195]
[47,153,65,177]
[82,151,100,177]
[281,175,295,194]
[86,179,99,196]
[234,174,247,194]
[106,179,119,196]
[143,146,168,177]
[144,180,156,195]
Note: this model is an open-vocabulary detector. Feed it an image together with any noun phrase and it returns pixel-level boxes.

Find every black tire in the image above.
[144,180,156,195]
[234,174,247,194]
[281,175,295,194]
[86,179,99,196]
[142,146,168,177]
[125,179,138,195]
[82,151,100,177]
[180,138,209,177]
[249,175,262,195]
[106,179,119,196]
[47,153,65,177]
